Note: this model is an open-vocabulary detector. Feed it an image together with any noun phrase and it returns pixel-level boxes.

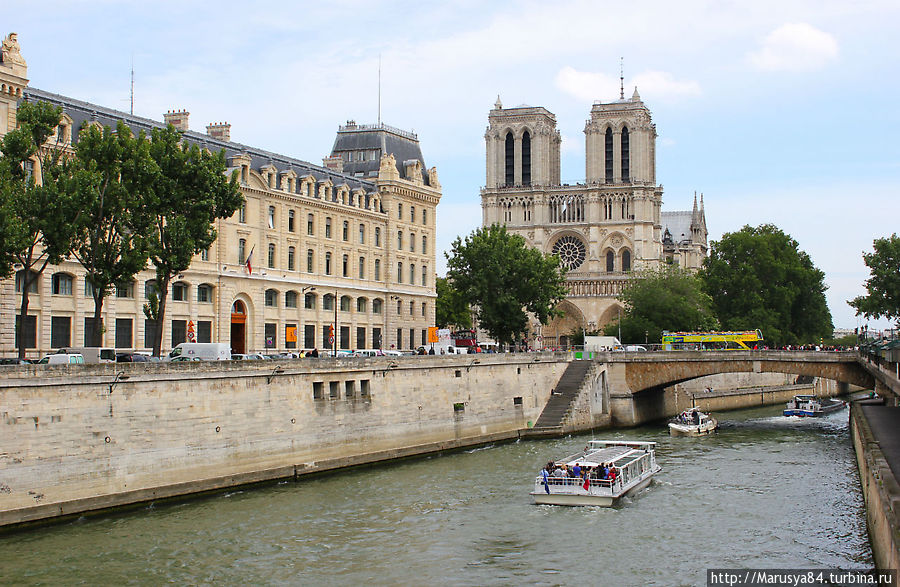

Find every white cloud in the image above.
[747,23,839,71]
[555,66,701,103]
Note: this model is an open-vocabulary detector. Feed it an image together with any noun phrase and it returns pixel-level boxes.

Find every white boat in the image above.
[668,407,718,436]
[783,395,846,417]
[531,440,661,507]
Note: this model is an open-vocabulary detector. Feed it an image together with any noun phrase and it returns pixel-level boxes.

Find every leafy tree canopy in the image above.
[700,224,833,346]
[435,276,471,330]
[604,266,719,344]
[446,224,567,346]
[849,234,900,328]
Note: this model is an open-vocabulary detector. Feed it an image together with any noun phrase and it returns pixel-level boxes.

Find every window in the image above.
[373,299,383,314]
[239,202,246,223]
[398,203,403,219]
[285,323,297,349]
[304,324,316,348]
[115,318,133,348]
[144,319,157,348]
[285,290,298,308]
[116,282,134,298]
[372,328,381,349]
[265,323,276,349]
[323,294,334,311]
[504,132,514,186]
[197,284,212,303]
[522,130,531,186]
[397,262,403,283]
[172,282,187,301]
[606,250,615,272]
[409,233,415,252]
[268,206,275,229]
[410,206,415,223]
[359,224,365,244]
[305,292,316,309]
[265,289,278,307]
[288,246,295,271]
[397,299,402,315]
[200,247,209,261]
[239,239,247,264]
[171,320,187,348]
[325,252,332,275]
[268,243,276,268]
[84,280,97,298]
[375,227,381,247]
[422,302,427,317]
[325,217,332,238]
[342,254,348,277]
[288,210,295,232]
[50,316,71,348]
[422,265,428,286]
[357,298,367,312]
[15,270,38,293]
[422,235,427,255]
[342,221,349,241]
[307,249,314,273]
[83,317,99,347]
[397,328,403,349]
[410,264,415,284]
[356,328,366,351]
[422,208,427,225]
[359,256,365,279]
[374,259,381,281]
[397,230,403,249]
[52,273,73,295]
[409,300,414,315]
[340,296,350,312]
[307,214,314,235]
[622,249,632,272]
[605,127,614,182]
[145,280,157,299]
[197,321,212,343]
[621,126,630,181]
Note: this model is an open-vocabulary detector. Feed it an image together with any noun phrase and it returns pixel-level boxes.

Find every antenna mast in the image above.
[619,56,624,100]
[130,55,134,115]
[377,54,382,125]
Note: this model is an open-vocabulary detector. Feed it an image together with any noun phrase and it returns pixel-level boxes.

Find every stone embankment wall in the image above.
[0,355,567,529]
[850,403,900,573]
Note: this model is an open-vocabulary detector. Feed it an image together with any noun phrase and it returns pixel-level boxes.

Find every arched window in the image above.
[323,294,334,311]
[522,130,531,186]
[265,289,278,307]
[267,206,275,229]
[397,230,403,249]
[621,126,630,182]
[373,298,383,314]
[605,127,614,183]
[375,226,381,247]
[285,290,298,308]
[304,292,316,309]
[342,254,349,277]
[504,131,514,186]
[197,284,213,303]
[325,217,332,238]
[342,220,349,241]
[606,250,615,272]
[52,273,73,295]
[622,249,632,272]
[340,295,351,312]
[288,210,295,232]
[359,223,365,244]
[359,256,365,279]
[307,214,314,235]
[357,297,368,312]
[409,263,415,284]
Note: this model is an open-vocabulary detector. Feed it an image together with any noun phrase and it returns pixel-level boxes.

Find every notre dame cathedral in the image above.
[480,89,708,348]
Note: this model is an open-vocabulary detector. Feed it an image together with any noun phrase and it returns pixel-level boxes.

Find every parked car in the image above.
[169,356,201,362]
[37,353,85,365]
[116,352,151,363]
[0,357,31,365]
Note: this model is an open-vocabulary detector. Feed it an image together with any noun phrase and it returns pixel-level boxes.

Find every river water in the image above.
[0,404,872,586]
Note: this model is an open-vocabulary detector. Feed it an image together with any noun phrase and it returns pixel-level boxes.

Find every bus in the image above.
[661,330,764,351]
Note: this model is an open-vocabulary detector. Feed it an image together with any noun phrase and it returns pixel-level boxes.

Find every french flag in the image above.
[245,245,254,275]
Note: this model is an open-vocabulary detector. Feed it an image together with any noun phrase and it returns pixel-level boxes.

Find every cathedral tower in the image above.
[584,88,656,185]
[484,97,561,188]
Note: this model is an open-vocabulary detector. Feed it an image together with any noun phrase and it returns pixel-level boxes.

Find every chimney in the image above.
[163,109,190,131]
[206,122,231,142]
[322,155,344,173]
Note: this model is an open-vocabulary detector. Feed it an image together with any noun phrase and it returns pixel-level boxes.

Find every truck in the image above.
[55,347,116,364]
[583,336,621,351]
[166,342,231,361]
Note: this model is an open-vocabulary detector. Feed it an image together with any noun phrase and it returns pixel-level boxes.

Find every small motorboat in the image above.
[783,395,846,417]
[668,407,718,436]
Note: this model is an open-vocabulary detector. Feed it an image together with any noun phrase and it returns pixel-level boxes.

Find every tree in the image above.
[700,224,833,346]
[445,223,567,346]
[604,266,718,344]
[145,125,242,357]
[67,120,155,347]
[0,100,80,358]
[435,276,471,330]
[849,234,900,328]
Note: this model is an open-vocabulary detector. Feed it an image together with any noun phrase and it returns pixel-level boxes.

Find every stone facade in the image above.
[481,91,708,347]
[0,33,441,357]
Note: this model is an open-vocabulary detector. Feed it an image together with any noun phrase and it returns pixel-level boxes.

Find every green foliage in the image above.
[435,277,471,329]
[445,224,567,346]
[700,224,833,346]
[144,124,243,356]
[602,266,718,344]
[67,120,156,344]
[849,234,900,327]
[0,100,81,357]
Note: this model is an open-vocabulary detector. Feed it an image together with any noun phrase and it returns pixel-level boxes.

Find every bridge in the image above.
[533,350,892,431]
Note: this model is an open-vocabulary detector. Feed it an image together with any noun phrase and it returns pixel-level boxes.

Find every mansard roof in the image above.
[330,121,431,185]
[23,87,376,192]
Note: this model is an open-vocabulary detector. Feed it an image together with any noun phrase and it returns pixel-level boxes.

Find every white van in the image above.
[57,347,116,364]
[38,353,85,365]
[167,342,231,361]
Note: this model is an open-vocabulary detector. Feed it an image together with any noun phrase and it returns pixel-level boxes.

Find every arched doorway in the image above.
[231,300,247,354]
[543,300,585,350]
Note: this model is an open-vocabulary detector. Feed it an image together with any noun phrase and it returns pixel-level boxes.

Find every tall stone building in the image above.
[0,32,440,357]
[481,91,707,348]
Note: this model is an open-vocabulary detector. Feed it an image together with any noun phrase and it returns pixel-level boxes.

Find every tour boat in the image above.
[531,440,661,507]
[783,395,847,417]
[668,407,718,436]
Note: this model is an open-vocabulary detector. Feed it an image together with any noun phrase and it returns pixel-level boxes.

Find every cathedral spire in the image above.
[619,57,625,100]
[494,95,502,110]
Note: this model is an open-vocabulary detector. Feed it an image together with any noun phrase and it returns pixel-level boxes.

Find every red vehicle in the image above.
[452,330,478,349]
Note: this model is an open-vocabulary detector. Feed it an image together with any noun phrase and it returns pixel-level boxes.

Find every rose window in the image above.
[552,236,586,270]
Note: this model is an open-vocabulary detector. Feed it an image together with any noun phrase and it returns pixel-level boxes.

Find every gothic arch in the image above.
[543,299,586,349]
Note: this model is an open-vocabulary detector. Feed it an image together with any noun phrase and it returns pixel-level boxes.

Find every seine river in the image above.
[0,404,871,586]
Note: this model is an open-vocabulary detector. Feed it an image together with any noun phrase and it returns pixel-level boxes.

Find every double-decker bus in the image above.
[661,330,764,351]
[452,329,478,349]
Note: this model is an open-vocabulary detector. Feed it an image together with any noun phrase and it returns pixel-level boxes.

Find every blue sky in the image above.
[11,0,899,331]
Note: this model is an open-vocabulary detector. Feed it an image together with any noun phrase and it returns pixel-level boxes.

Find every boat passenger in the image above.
[572,463,582,478]
[608,467,617,482]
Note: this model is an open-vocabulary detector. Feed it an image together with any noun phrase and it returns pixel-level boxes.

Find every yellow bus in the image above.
[661,330,764,351]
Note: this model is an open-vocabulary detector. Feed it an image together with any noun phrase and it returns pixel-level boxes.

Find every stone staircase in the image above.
[527,360,594,436]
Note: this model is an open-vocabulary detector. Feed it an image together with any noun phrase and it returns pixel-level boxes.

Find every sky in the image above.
[9,0,899,332]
